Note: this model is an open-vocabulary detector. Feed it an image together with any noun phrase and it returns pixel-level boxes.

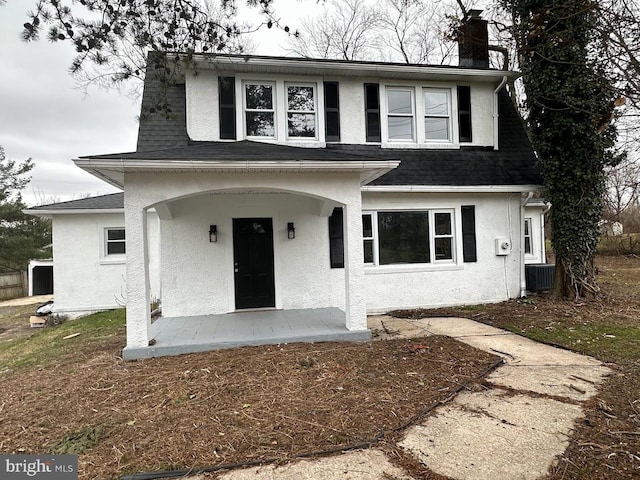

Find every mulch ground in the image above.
[0,335,498,480]
[393,255,640,480]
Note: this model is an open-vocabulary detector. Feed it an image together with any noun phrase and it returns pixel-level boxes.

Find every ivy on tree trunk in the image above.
[503,0,621,298]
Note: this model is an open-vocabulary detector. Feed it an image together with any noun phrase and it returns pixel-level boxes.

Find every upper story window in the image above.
[106,228,126,256]
[287,84,316,138]
[244,82,275,137]
[424,89,452,141]
[386,88,414,141]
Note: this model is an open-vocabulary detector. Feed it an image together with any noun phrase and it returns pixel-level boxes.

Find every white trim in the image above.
[362,185,543,193]
[24,208,124,216]
[193,54,521,83]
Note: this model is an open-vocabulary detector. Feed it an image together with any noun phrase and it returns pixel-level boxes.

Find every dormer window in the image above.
[424,89,452,141]
[287,84,316,138]
[244,82,275,137]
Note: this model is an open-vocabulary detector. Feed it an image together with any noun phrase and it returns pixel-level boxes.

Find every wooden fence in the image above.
[0,271,28,301]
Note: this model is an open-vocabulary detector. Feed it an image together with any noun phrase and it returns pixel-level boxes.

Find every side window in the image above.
[218,76,236,140]
[424,88,452,142]
[364,83,381,142]
[324,82,340,142]
[387,88,415,141]
[362,213,375,264]
[106,228,126,255]
[433,211,454,261]
[524,218,533,255]
[244,82,275,138]
[287,84,316,138]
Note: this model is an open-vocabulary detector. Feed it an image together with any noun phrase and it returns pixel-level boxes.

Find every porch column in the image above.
[343,196,367,331]
[125,203,151,349]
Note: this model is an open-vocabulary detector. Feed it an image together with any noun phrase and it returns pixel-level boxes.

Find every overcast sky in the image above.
[0,1,310,206]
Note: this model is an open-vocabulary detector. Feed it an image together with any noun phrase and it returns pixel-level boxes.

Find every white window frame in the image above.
[432,210,455,262]
[524,217,533,256]
[362,209,456,266]
[243,81,277,139]
[386,87,415,142]
[285,82,318,140]
[104,227,126,257]
[423,88,453,143]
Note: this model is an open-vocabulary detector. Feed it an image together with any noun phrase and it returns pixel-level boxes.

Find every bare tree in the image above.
[288,0,384,61]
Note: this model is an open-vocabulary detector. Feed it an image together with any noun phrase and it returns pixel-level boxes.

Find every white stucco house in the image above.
[27,12,547,359]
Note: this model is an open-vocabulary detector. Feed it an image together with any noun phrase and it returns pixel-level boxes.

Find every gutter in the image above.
[493,76,508,151]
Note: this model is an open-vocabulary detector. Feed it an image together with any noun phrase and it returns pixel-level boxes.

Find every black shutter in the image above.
[364,83,381,142]
[461,205,477,262]
[324,82,340,142]
[328,207,344,268]
[219,76,236,140]
[457,86,472,143]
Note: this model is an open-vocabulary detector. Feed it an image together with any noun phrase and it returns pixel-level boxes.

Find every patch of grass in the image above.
[503,322,640,364]
[50,426,103,454]
[0,309,125,374]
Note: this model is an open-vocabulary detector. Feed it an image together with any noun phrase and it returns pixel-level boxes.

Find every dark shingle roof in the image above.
[27,193,124,211]
[83,140,399,162]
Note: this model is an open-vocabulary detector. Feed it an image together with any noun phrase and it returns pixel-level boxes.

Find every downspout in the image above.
[493,76,508,151]
[520,191,534,297]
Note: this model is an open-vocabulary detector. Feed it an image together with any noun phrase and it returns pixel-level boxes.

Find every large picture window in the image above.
[287,84,316,138]
[386,88,414,141]
[424,88,451,141]
[244,83,275,137]
[106,228,126,256]
[363,210,455,265]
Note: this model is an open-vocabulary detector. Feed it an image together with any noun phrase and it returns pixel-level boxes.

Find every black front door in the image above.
[233,218,276,309]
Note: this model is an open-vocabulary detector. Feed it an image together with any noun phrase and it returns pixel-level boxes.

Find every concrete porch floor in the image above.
[122,307,371,360]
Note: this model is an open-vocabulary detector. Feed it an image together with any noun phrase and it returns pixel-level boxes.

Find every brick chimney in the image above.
[458,9,489,69]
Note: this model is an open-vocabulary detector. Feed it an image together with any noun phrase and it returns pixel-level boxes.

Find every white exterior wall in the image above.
[362,192,523,312]
[185,72,496,147]
[159,193,345,317]
[50,211,160,316]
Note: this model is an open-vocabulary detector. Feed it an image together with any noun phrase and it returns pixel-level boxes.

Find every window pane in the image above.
[378,212,430,264]
[362,214,372,238]
[424,91,449,116]
[434,213,452,236]
[525,237,532,254]
[524,219,530,235]
[425,117,449,140]
[288,113,316,137]
[387,90,412,114]
[326,111,340,138]
[288,86,314,111]
[434,237,453,260]
[364,239,374,263]
[246,112,275,136]
[107,241,126,255]
[325,82,339,109]
[108,229,125,241]
[365,84,379,110]
[245,84,273,110]
[388,117,413,140]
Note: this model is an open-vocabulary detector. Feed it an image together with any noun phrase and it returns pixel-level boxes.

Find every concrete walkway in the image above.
[175,316,613,480]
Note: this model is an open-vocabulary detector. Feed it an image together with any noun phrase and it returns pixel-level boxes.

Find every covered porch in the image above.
[122,307,371,360]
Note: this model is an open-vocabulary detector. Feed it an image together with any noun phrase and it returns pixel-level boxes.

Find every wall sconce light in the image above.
[209,225,217,243]
[287,222,295,240]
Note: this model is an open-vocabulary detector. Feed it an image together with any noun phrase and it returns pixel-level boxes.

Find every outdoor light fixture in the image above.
[209,225,217,243]
[287,222,295,239]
